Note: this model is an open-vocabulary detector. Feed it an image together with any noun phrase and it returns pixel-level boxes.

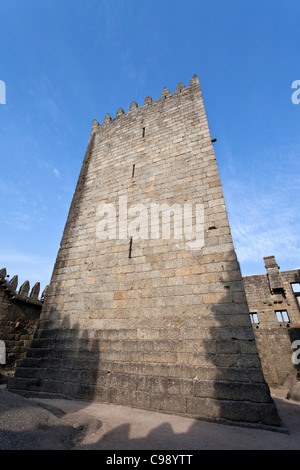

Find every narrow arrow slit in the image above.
[129,237,133,258]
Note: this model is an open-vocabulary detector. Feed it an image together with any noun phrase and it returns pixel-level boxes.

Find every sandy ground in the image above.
[0,385,299,450]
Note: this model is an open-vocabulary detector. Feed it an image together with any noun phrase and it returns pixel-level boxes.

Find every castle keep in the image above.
[8,75,282,429]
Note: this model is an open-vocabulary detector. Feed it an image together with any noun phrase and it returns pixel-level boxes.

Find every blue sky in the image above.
[0,0,300,293]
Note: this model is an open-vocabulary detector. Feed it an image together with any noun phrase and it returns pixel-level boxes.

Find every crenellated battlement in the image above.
[0,268,47,379]
[93,74,200,128]
[0,267,48,305]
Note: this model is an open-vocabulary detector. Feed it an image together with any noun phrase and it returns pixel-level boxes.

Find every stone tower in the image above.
[8,75,282,429]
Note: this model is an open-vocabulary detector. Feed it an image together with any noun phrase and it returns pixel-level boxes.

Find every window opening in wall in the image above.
[275,310,290,323]
[291,283,300,293]
[291,283,300,309]
[250,313,259,324]
[142,127,145,138]
[132,164,135,178]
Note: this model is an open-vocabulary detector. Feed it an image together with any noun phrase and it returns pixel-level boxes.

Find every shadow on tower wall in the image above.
[8,312,101,401]
[7,131,101,401]
[200,249,282,430]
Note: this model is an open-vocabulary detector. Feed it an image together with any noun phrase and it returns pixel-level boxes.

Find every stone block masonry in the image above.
[0,268,46,382]
[244,256,300,387]
[8,75,282,430]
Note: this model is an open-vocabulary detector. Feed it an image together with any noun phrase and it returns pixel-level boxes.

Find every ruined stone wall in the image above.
[0,268,45,380]
[243,257,300,386]
[9,76,281,429]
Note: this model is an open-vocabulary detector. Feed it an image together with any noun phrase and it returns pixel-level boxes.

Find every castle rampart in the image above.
[243,256,300,387]
[0,268,46,382]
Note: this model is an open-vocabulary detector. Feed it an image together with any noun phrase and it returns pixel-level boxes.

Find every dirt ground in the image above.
[0,385,299,450]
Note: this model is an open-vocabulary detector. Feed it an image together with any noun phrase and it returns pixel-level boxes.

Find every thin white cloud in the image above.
[224,181,300,266]
[26,76,74,136]
[53,168,61,179]
[220,146,300,271]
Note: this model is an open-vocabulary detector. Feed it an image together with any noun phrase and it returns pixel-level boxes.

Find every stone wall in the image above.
[243,256,300,386]
[8,75,281,430]
[0,268,46,381]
